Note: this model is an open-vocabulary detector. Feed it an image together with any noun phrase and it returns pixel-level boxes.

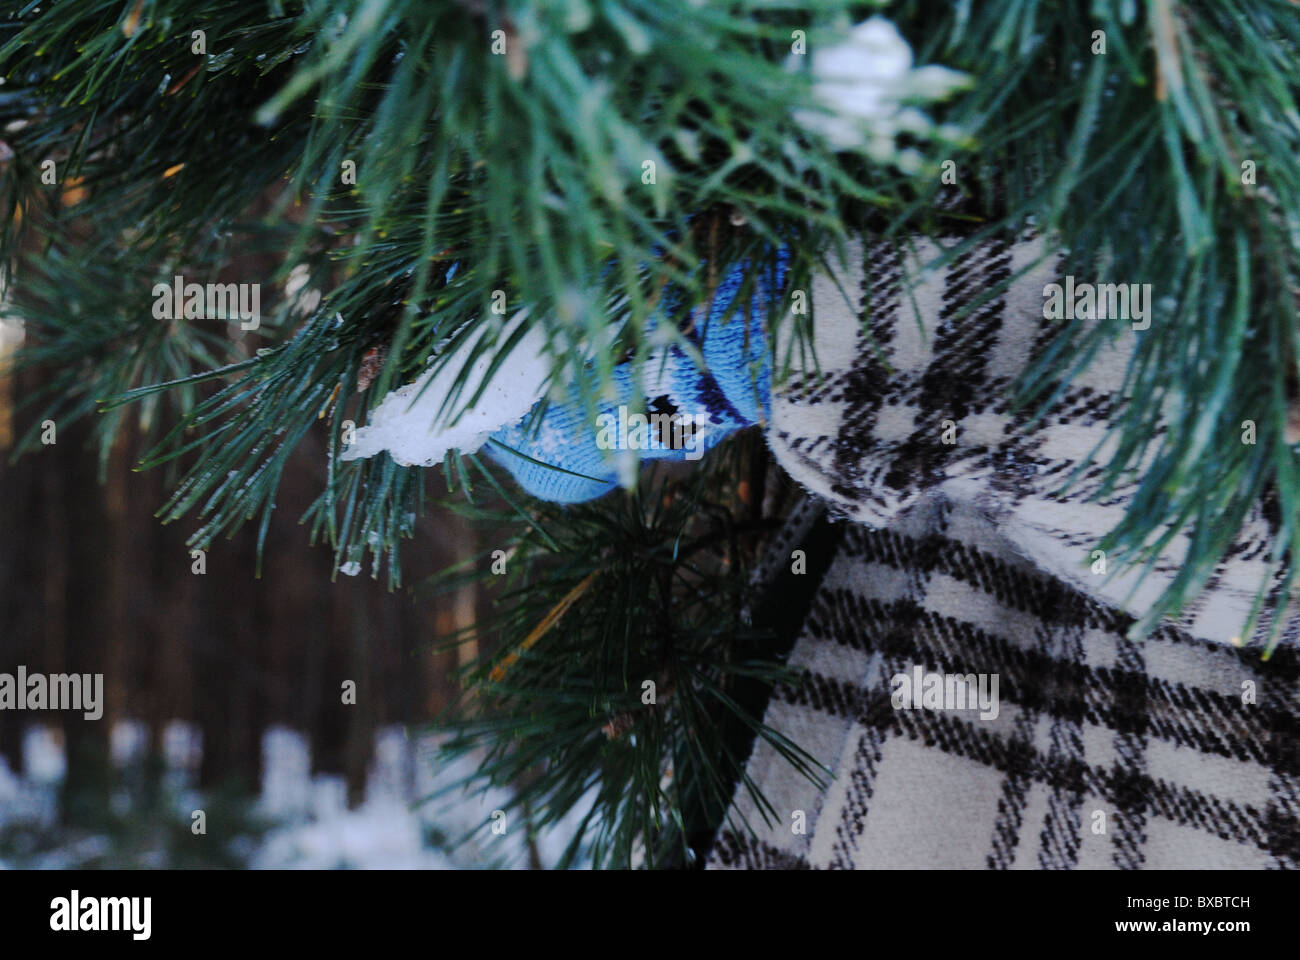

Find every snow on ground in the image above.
[0,721,595,869]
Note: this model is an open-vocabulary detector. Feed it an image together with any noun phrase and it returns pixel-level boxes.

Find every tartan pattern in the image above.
[709,234,1300,869]
[711,501,1300,869]
[769,232,1289,651]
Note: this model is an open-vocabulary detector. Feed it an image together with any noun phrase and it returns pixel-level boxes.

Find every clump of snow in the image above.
[110,719,149,767]
[792,17,968,170]
[162,719,202,772]
[22,725,65,784]
[340,311,551,467]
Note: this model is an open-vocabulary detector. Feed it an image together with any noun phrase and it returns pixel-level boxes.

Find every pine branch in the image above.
[3,0,958,579]
[423,450,823,869]
[7,1,1298,642]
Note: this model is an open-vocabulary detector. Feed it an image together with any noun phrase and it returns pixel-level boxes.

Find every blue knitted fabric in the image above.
[485,253,785,503]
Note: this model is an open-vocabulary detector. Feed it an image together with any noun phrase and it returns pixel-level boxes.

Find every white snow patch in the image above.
[341,311,551,467]
[792,17,967,167]
[1,721,597,869]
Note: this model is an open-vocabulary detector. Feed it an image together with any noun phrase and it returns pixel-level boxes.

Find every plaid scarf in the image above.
[709,234,1300,869]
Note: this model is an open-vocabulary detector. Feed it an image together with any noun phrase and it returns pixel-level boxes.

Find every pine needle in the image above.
[489,570,598,683]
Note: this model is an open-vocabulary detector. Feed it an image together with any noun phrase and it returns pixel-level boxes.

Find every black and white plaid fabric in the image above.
[709,235,1300,869]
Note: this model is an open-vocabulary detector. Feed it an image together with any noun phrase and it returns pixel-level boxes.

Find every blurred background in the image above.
[0,311,584,868]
